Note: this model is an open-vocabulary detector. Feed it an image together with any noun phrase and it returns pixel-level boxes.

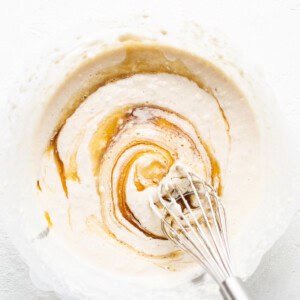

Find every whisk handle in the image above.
[220,277,250,300]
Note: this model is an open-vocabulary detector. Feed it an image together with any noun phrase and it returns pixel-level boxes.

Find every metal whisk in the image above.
[149,165,250,300]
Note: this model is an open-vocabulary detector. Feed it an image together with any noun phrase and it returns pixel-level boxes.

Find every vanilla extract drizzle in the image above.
[38,43,232,261]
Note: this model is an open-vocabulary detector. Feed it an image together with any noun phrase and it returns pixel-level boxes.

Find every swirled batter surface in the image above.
[36,43,261,277]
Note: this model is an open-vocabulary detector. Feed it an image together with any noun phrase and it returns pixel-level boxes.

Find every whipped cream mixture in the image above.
[36,43,262,280]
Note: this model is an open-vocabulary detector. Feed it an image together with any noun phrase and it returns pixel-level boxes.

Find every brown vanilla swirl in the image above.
[36,43,260,275]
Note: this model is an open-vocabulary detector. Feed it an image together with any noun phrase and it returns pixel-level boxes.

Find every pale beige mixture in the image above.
[36,43,261,279]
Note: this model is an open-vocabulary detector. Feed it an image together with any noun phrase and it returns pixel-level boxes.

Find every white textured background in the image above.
[0,0,299,299]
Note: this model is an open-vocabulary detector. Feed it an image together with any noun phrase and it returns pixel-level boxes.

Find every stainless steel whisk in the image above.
[149,165,250,300]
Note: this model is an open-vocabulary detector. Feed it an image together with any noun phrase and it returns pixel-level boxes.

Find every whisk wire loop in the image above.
[149,165,251,299]
[150,165,235,283]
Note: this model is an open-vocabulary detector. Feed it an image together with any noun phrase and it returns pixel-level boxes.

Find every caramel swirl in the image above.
[38,43,232,263]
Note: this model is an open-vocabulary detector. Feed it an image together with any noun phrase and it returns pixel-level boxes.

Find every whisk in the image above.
[149,165,250,300]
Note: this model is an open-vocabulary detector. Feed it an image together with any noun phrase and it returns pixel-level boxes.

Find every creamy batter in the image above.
[36,43,261,281]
